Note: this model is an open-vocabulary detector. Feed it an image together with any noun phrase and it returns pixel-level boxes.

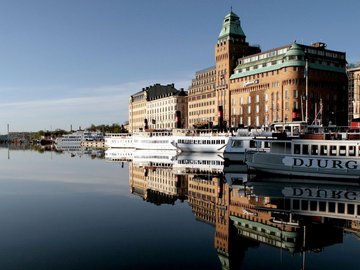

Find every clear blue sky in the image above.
[0,0,359,133]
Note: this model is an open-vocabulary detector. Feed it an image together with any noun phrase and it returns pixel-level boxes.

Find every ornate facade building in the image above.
[348,64,360,122]
[230,42,348,127]
[188,11,349,128]
[129,83,187,133]
[188,11,260,128]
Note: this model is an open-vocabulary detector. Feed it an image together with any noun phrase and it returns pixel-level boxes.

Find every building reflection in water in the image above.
[106,148,360,268]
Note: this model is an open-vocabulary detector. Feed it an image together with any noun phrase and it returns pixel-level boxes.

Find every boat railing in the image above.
[105,133,132,138]
[173,128,232,137]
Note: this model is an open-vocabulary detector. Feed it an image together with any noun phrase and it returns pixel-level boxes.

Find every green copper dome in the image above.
[285,42,305,57]
[218,11,246,40]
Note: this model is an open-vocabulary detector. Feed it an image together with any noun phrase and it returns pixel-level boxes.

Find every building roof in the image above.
[218,11,245,40]
[284,42,305,57]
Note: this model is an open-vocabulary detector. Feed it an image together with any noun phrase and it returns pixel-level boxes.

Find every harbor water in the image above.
[0,146,359,270]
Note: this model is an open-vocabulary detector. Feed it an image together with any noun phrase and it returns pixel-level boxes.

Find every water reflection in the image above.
[107,148,360,269]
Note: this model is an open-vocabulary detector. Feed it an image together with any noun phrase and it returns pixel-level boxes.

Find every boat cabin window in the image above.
[319,201,326,212]
[330,145,337,156]
[231,140,243,148]
[302,145,309,155]
[311,145,318,155]
[320,145,328,156]
[349,146,356,156]
[338,203,345,214]
[348,204,355,215]
[339,145,346,156]
[328,202,336,213]
[294,144,300,154]
[250,140,256,148]
[358,205,360,215]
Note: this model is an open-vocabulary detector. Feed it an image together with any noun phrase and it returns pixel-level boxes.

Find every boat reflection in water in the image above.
[106,148,360,269]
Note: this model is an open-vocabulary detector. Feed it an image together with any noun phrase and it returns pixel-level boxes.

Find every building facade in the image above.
[348,64,360,121]
[129,83,188,133]
[188,11,349,128]
[188,11,260,128]
[229,42,348,127]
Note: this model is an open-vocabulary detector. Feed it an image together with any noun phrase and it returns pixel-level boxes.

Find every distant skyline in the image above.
[0,0,359,133]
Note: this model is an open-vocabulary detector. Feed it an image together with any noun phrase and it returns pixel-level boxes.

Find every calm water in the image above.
[0,147,359,270]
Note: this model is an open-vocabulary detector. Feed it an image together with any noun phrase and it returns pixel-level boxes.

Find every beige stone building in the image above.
[348,64,360,121]
[188,11,349,128]
[129,83,188,133]
[188,11,260,128]
[230,42,348,127]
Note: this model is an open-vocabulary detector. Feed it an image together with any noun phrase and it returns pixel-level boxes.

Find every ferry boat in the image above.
[224,128,270,162]
[105,128,232,152]
[104,133,133,148]
[247,132,360,180]
[172,128,231,153]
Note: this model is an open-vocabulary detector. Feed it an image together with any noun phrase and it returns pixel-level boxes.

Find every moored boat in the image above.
[247,133,360,179]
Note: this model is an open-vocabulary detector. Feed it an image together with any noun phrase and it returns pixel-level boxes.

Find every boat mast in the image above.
[305,59,309,123]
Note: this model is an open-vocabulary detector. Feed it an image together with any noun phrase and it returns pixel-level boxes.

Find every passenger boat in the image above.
[172,128,231,153]
[247,132,360,179]
[224,128,270,162]
[105,128,232,152]
[104,133,133,148]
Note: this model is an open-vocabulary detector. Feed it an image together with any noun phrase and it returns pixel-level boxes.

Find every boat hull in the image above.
[247,152,360,180]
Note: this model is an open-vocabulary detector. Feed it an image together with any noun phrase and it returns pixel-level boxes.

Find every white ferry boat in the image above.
[247,133,360,179]
[104,133,133,148]
[55,131,84,147]
[55,130,103,149]
[105,128,232,152]
[173,128,231,153]
[224,128,270,161]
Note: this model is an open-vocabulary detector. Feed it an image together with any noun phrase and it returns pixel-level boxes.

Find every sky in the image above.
[0,0,359,134]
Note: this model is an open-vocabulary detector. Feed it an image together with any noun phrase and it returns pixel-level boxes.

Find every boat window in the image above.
[301,200,308,210]
[349,146,356,156]
[285,143,291,154]
[338,203,345,214]
[330,145,337,156]
[358,205,360,215]
[319,201,326,212]
[328,202,336,213]
[310,201,317,211]
[231,140,243,148]
[311,145,318,155]
[265,142,271,148]
[294,144,300,154]
[302,145,309,155]
[320,145,328,156]
[293,200,300,210]
[339,145,346,156]
[250,140,256,148]
[347,204,355,215]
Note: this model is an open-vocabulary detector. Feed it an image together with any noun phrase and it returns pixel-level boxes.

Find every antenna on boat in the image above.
[305,59,309,123]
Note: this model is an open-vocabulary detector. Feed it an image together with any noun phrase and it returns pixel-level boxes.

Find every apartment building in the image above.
[229,42,348,127]
[188,11,260,128]
[129,83,188,133]
[348,64,360,121]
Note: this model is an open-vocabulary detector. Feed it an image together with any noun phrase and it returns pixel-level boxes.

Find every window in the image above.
[256,95,259,103]
[320,145,328,155]
[248,96,251,104]
[302,145,309,155]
